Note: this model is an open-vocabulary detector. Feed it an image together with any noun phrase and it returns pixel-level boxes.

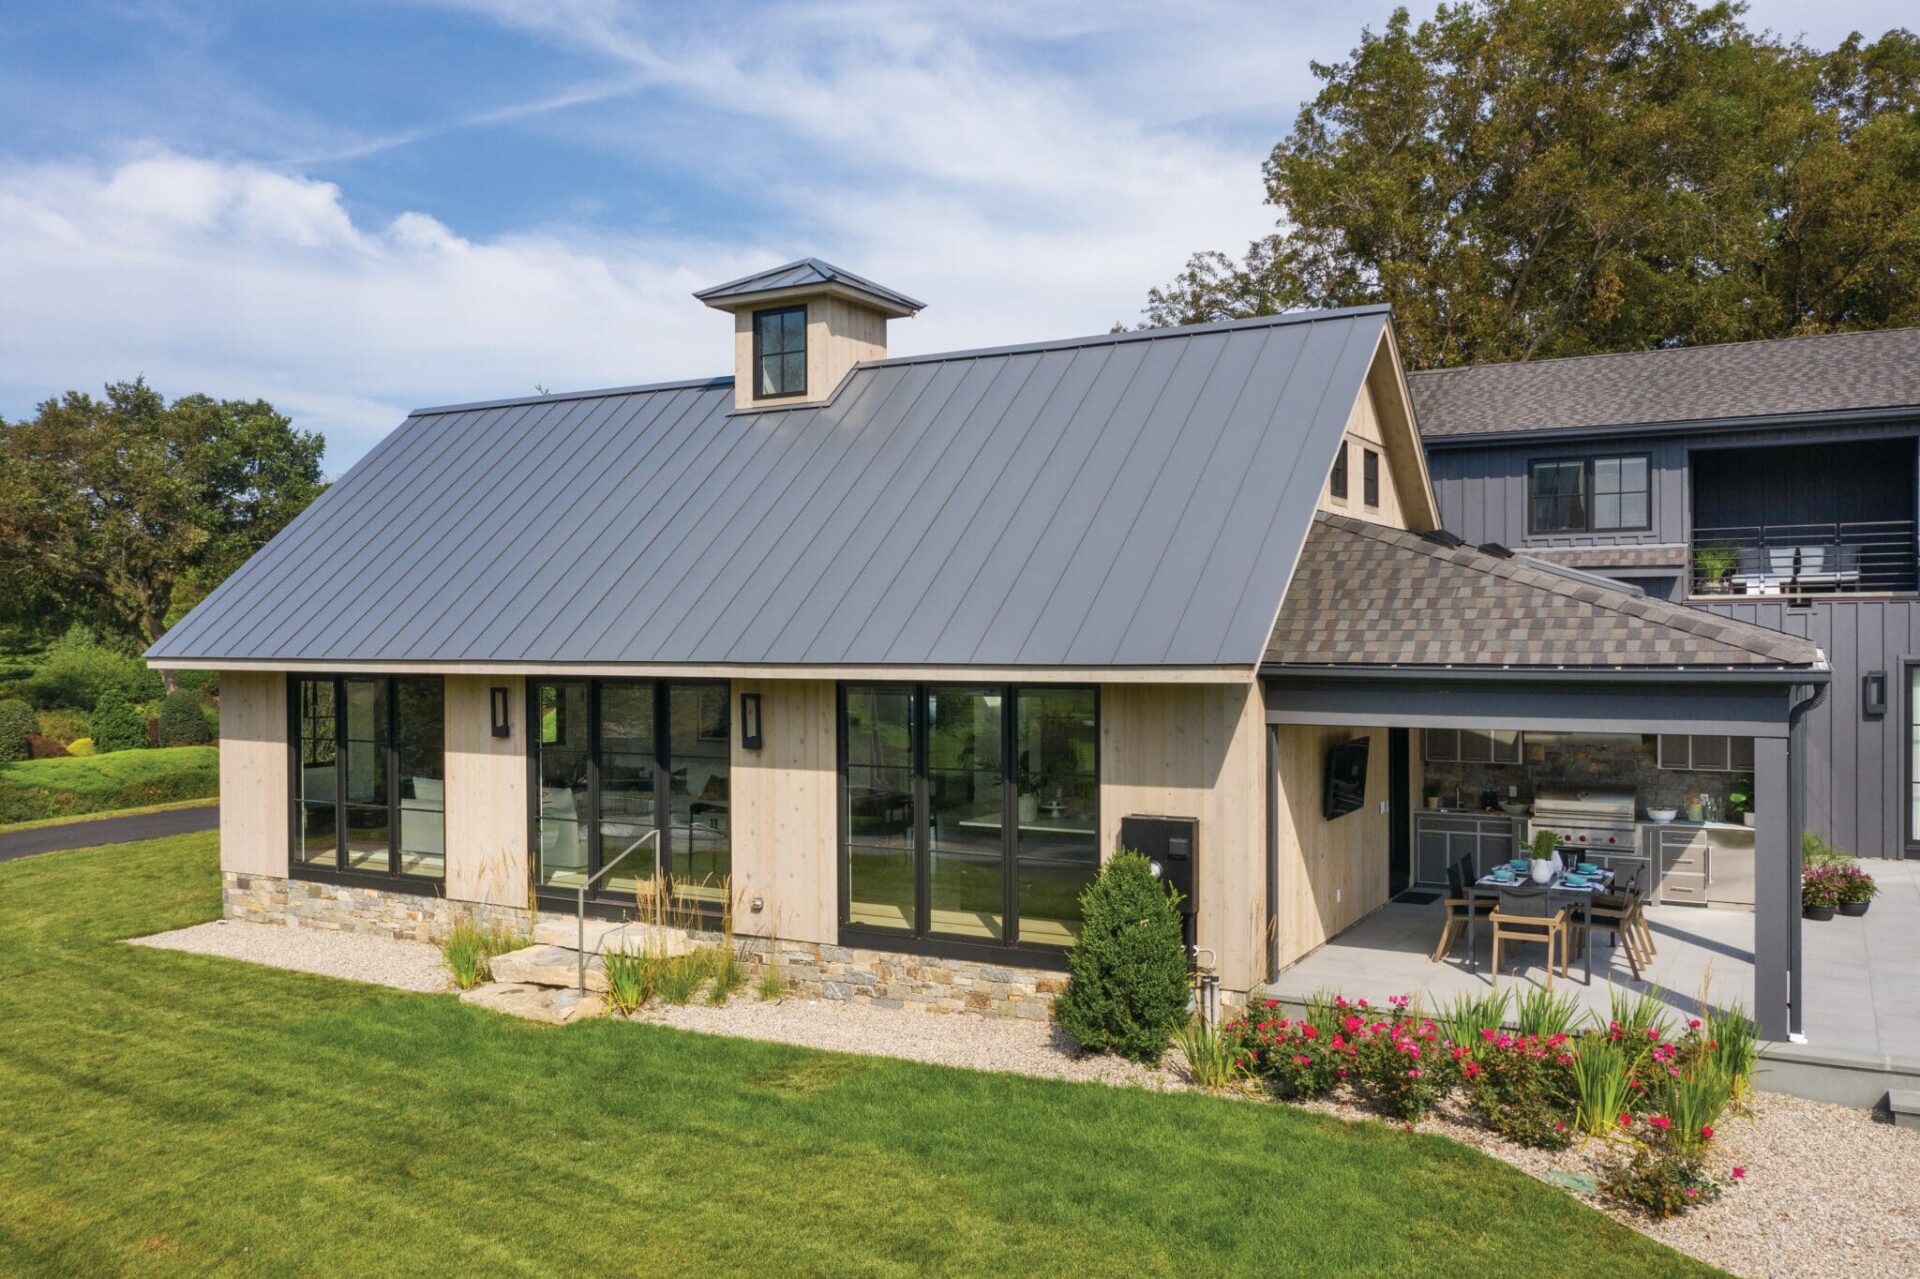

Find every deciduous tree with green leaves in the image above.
[1144,1,1920,368]
[0,380,325,678]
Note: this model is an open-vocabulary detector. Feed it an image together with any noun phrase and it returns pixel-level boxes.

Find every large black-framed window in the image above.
[1529,454,1650,534]
[840,683,1098,958]
[290,675,444,885]
[531,679,730,909]
[752,305,807,400]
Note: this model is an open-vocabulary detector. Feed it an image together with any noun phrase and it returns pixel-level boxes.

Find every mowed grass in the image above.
[0,746,219,825]
[0,836,1723,1278]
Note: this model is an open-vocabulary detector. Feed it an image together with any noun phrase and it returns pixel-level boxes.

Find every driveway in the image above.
[0,804,219,864]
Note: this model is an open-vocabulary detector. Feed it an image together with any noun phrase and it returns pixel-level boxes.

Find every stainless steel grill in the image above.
[1527,788,1637,855]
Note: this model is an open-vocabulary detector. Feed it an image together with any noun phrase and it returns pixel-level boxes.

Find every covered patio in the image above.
[1261,517,1829,1041]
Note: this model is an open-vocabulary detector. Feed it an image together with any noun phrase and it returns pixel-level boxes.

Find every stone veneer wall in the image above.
[223,873,1238,1021]
[224,872,531,943]
[1423,731,1743,814]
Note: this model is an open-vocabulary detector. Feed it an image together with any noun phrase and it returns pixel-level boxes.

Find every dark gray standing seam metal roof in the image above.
[692,257,927,314]
[148,308,1391,669]
[1406,326,1920,438]
[1265,515,1825,670]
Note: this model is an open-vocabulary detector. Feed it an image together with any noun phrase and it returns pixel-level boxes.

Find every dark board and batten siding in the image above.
[1700,598,1920,859]
[1425,437,1688,551]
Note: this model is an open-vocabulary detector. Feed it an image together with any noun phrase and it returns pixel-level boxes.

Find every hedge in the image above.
[0,746,218,825]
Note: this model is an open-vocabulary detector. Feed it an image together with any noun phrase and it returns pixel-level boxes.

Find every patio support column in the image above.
[1752,734,1793,1041]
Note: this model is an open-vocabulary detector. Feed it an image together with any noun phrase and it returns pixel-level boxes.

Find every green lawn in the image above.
[0,796,216,836]
[0,746,218,825]
[0,836,1722,1278]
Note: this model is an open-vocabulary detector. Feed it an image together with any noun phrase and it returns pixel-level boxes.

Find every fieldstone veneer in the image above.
[223,874,1074,1021]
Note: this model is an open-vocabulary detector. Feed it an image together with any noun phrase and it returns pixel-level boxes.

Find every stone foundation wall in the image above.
[223,872,531,943]
[734,937,1065,1020]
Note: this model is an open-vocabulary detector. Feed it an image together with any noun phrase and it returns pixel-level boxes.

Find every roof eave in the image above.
[1419,402,1920,449]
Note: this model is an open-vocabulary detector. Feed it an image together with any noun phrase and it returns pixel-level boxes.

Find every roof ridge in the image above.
[1327,515,1814,665]
[1407,324,1920,382]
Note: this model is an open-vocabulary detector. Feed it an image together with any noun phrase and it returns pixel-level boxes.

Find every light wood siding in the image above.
[1319,338,1438,532]
[444,675,529,907]
[1099,681,1266,991]
[1321,378,1406,526]
[1272,723,1392,969]
[730,297,890,412]
[729,679,838,944]
[219,670,288,877]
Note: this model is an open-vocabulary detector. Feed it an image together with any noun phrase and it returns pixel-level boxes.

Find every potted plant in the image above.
[1835,864,1879,917]
[1801,865,1841,920]
[1693,544,1738,594]
[1728,776,1753,828]
[1423,782,1441,810]
[1527,828,1559,885]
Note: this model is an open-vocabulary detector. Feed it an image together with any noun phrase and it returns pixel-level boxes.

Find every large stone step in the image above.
[459,981,605,1025]
[490,943,609,992]
[532,918,700,958]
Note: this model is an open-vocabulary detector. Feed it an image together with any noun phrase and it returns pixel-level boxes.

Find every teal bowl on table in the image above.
[1509,859,1527,870]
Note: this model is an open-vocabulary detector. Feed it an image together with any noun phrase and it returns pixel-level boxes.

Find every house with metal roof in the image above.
[150,260,1829,1040]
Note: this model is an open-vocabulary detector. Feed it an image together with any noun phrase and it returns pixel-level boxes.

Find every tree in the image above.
[1054,850,1192,1064]
[1144,1,1920,368]
[0,380,325,678]
[157,689,213,747]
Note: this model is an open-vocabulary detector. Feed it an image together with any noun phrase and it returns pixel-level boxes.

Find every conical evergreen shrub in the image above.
[0,699,36,763]
[157,689,212,746]
[1054,849,1190,1064]
[89,689,148,754]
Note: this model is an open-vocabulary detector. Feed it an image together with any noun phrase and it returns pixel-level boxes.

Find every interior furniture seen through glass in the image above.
[534,679,730,908]
[291,675,443,880]
[843,683,1097,950]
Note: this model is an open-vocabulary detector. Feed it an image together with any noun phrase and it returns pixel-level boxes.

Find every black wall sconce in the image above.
[490,686,512,738]
[1863,671,1887,719]
[739,692,763,750]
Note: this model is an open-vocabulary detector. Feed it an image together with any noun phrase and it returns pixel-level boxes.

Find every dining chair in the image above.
[1489,885,1570,985]
[1587,869,1654,976]
[1429,858,1495,963]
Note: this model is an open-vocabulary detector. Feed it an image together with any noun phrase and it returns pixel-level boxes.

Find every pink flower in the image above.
[1648,1115,1672,1131]
[1618,1114,1632,1128]
[1731,1167,1746,1180]
[1646,1027,1660,1041]
[1294,1054,1311,1068]
[1701,1125,1715,1141]
[1406,1068,1424,1078]
[1554,1122,1566,1131]
[1685,1189,1698,1198]
[1335,1067,1349,1079]
[1462,1062,1482,1078]
[1301,1025,1318,1040]
[1265,999,1280,1009]
[1689,1018,1703,1029]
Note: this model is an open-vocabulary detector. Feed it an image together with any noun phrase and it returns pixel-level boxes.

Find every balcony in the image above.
[1689,520,1919,597]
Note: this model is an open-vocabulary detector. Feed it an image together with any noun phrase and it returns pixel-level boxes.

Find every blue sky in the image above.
[1,1,1910,473]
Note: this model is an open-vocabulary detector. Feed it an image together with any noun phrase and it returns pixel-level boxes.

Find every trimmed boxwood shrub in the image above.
[157,690,212,746]
[89,690,148,754]
[1054,849,1191,1064]
[0,699,36,763]
[0,746,218,823]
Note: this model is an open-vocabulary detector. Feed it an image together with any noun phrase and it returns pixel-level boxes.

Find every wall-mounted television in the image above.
[1322,738,1370,820]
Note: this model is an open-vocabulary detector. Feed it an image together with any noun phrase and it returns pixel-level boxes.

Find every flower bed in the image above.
[1218,989,1755,1219]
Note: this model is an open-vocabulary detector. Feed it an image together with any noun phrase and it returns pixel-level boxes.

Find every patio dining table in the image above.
[1462,864,1616,984]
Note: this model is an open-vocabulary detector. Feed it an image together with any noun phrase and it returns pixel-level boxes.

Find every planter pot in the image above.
[1839,899,1871,917]
[1528,858,1557,885]
[1018,794,1040,824]
[1803,904,1837,921]
[1741,812,1755,828]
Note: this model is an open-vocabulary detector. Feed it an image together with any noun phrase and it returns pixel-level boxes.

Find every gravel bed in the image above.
[128,919,452,993]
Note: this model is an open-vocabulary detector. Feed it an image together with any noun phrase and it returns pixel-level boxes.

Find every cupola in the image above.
[695,258,924,412]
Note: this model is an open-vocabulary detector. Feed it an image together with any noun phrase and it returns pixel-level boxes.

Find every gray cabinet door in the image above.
[1416,827,1451,886]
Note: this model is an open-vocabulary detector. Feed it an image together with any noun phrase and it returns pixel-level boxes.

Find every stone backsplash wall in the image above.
[1422,732,1743,816]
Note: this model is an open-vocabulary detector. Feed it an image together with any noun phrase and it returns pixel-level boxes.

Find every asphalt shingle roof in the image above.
[150,308,1390,669]
[1407,327,1920,438]
[1265,515,1824,670]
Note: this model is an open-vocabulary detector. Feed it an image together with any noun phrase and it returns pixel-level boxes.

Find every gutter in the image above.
[1260,663,1831,686]
[1419,403,1920,451]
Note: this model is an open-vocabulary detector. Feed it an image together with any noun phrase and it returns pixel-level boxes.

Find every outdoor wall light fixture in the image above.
[490,686,511,738]
[740,692,763,750]
[1863,671,1887,719]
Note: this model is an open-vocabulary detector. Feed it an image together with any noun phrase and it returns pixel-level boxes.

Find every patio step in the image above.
[490,943,609,993]
[1887,1091,1920,1130]
[532,917,699,957]
[459,981,605,1025]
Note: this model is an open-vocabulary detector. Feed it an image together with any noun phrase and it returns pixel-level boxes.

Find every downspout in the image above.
[1785,680,1829,1039]
[1266,724,1280,984]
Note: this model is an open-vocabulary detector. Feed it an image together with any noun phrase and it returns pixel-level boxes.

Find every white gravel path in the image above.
[119,924,1919,1278]
[128,919,451,993]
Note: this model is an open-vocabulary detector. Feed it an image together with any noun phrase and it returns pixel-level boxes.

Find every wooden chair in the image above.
[1430,857,1495,962]
[1586,871,1654,976]
[1489,886,1570,985]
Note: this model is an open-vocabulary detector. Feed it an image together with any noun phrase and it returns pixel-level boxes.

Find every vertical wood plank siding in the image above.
[218,670,289,877]
[1271,724,1392,969]
[729,679,838,945]
[444,675,529,906]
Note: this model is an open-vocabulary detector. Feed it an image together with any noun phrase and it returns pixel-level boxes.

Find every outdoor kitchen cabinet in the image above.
[1645,823,1757,907]
[1421,729,1523,765]
[1414,814,1519,886]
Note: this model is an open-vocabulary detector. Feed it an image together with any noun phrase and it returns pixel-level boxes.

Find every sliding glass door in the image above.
[841,684,1098,952]
[290,675,444,883]
[532,679,730,908]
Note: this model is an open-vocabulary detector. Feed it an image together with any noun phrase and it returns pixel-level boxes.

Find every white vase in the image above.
[1528,858,1557,885]
[1018,794,1039,824]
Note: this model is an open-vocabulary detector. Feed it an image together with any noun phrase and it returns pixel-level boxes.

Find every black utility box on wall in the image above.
[1119,814,1198,917]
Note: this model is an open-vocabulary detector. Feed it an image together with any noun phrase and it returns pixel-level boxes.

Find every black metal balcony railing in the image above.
[1690,520,1919,596]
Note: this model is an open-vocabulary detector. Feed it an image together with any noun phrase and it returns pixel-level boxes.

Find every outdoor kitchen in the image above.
[1414,730,1757,910]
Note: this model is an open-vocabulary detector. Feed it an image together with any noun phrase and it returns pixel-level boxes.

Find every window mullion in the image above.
[655,678,670,895]
[387,678,400,877]
[587,681,603,891]
[1003,685,1019,946]
[914,686,930,938]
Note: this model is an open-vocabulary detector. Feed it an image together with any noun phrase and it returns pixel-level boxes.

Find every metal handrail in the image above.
[577,828,662,994]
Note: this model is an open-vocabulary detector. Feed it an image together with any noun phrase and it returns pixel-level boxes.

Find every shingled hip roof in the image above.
[1266,515,1825,672]
[1407,326,1920,439]
[150,308,1391,669]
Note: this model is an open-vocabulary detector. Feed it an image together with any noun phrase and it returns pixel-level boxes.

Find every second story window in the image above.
[1329,441,1348,500]
[1529,455,1649,534]
[752,305,807,399]
[1363,448,1381,507]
